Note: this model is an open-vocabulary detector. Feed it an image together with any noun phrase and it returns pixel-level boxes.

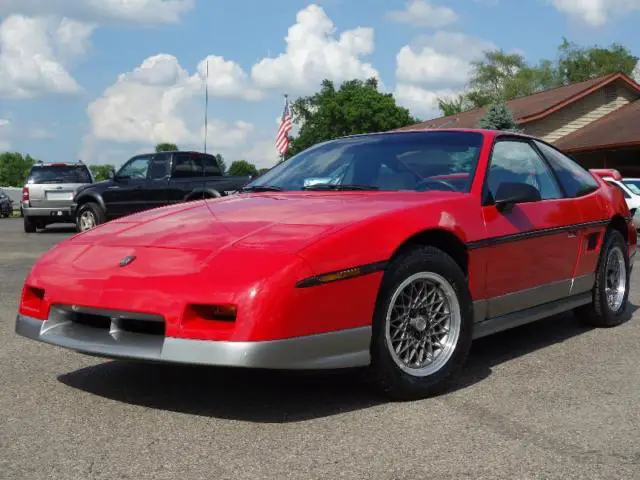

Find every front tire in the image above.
[76,202,105,232]
[575,229,631,327]
[370,246,474,400]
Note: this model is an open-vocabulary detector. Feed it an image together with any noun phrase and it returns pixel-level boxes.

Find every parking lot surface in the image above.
[1,217,640,479]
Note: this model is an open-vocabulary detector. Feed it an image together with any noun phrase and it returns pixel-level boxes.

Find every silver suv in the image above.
[22,161,94,233]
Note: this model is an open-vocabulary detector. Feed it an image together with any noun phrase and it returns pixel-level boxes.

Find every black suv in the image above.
[72,150,252,232]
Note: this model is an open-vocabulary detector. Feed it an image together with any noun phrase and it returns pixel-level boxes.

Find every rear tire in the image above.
[76,202,105,232]
[575,229,631,327]
[370,246,473,401]
[23,215,37,233]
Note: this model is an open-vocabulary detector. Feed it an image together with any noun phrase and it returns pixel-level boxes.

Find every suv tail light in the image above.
[22,186,29,203]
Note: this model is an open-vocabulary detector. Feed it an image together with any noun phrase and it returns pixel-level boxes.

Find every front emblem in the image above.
[119,255,136,267]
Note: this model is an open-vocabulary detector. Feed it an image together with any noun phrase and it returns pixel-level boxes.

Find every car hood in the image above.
[69,191,458,251]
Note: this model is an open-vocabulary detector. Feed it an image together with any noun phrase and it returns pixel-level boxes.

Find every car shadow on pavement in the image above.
[37,226,77,234]
[58,304,637,422]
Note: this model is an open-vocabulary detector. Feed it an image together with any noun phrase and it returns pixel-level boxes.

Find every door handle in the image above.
[567,230,578,238]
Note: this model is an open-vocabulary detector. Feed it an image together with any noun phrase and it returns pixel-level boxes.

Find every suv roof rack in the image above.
[32,160,87,167]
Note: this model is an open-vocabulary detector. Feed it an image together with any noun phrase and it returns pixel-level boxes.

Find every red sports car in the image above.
[15,129,636,400]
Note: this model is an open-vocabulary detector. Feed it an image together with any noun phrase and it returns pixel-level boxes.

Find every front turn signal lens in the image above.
[184,304,237,322]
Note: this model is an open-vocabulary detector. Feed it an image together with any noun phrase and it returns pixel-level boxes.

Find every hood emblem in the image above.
[119,255,136,267]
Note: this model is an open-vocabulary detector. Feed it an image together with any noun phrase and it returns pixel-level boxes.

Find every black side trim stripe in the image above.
[295,261,388,288]
[468,219,610,250]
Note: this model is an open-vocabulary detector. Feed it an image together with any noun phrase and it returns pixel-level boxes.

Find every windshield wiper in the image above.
[302,184,380,191]
[240,185,284,192]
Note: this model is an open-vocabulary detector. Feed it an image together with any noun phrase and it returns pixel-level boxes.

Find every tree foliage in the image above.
[476,103,521,131]
[228,160,258,177]
[287,78,418,157]
[155,142,179,152]
[437,38,639,115]
[0,152,36,187]
[212,153,226,173]
[89,164,115,181]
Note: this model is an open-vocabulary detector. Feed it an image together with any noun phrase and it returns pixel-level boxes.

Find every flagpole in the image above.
[280,93,288,162]
[203,59,209,154]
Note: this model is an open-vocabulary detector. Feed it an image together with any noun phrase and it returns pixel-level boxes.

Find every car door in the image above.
[167,152,202,203]
[532,140,608,291]
[480,137,581,318]
[103,155,152,216]
[145,153,171,209]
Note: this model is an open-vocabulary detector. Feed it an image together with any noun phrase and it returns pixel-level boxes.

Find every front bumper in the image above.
[15,312,371,370]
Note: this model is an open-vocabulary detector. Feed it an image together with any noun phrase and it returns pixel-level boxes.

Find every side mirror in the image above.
[494,182,541,213]
[108,168,116,180]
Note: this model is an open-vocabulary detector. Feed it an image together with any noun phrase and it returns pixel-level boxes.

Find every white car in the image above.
[592,170,640,231]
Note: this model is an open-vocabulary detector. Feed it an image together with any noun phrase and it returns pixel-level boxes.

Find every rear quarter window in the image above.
[534,140,599,197]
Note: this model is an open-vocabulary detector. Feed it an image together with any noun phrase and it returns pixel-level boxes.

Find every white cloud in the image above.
[0,0,193,100]
[86,54,257,157]
[394,32,494,119]
[396,32,495,88]
[550,0,640,26]
[251,4,379,94]
[394,84,461,119]
[387,0,458,28]
[0,15,93,99]
[0,0,194,25]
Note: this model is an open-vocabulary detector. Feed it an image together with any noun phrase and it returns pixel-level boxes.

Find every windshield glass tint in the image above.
[28,166,92,184]
[248,131,484,192]
[623,180,640,195]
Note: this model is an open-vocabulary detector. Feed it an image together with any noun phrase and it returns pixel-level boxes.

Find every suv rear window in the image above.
[27,165,92,184]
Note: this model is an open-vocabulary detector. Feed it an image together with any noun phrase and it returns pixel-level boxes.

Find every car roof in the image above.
[335,128,532,142]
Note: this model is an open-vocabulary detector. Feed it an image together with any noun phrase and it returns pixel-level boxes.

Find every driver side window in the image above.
[119,156,150,180]
[487,140,562,202]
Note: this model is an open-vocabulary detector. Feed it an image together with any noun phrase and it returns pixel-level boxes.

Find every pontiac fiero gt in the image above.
[15,129,636,399]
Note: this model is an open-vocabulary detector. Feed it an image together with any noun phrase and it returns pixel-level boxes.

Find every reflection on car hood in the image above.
[66,191,459,253]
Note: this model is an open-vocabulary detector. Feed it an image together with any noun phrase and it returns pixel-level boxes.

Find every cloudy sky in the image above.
[1,0,639,169]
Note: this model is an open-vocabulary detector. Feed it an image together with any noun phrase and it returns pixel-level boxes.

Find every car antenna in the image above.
[203,58,209,155]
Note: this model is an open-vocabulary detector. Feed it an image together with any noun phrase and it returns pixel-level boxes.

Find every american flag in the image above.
[276,95,292,156]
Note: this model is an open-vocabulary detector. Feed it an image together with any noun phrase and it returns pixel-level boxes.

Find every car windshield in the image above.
[27,165,92,184]
[623,180,640,195]
[247,131,484,193]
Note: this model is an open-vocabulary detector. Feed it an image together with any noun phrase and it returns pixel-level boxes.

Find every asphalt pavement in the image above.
[1,217,639,480]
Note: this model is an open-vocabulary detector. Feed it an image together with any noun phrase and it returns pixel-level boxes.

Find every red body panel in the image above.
[18,129,635,343]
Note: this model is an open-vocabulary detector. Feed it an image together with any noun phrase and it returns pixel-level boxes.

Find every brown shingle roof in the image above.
[554,100,640,152]
[396,72,640,131]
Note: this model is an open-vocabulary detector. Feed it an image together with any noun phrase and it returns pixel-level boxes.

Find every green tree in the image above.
[476,102,521,131]
[89,164,115,181]
[155,142,178,152]
[228,160,258,177]
[212,153,226,173]
[436,38,638,116]
[257,167,270,176]
[555,37,638,84]
[287,78,418,157]
[437,96,471,116]
[0,152,36,187]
